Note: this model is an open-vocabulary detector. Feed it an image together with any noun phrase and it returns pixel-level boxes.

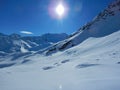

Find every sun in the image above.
[55,4,65,17]
[48,1,69,19]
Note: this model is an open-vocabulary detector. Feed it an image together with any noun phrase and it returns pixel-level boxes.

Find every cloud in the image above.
[20,31,33,35]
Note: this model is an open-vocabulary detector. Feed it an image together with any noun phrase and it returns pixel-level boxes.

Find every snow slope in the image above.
[40,0,120,55]
[0,29,120,90]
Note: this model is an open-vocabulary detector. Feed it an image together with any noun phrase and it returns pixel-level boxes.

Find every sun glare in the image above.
[55,4,65,17]
[48,1,69,19]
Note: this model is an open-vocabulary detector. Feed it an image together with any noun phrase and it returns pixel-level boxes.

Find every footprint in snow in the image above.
[21,59,30,64]
[76,63,99,69]
[42,59,70,71]
[42,66,54,70]
[61,59,70,64]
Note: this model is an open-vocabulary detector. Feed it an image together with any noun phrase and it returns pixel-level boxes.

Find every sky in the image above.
[0,0,114,36]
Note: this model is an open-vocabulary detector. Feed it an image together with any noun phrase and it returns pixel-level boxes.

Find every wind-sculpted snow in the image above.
[0,63,15,68]
[0,30,120,90]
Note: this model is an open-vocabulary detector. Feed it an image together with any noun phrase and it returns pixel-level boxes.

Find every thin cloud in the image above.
[20,31,33,35]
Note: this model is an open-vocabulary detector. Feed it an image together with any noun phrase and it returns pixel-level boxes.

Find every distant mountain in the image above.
[40,0,120,55]
[0,33,68,55]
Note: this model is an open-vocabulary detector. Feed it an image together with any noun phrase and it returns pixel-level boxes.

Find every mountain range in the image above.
[0,33,68,55]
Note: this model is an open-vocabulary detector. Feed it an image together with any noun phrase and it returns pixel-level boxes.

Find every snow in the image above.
[20,46,29,53]
[27,40,39,46]
[0,30,120,90]
[21,40,32,48]
[0,1,120,90]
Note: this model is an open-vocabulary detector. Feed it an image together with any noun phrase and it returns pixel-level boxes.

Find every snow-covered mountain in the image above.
[0,23,120,90]
[1,29,119,90]
[39,0,120,55]
[0,0,120,90]
[0,33,68,55]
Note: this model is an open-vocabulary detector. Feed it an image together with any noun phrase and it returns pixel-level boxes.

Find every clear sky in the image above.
[0,0,114,36]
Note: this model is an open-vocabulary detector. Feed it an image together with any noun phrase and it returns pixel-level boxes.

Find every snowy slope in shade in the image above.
[0,30,120,90]
[40,0,120,55]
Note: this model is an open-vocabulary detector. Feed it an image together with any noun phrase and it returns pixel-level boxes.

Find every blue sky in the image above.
[0,0,113,36]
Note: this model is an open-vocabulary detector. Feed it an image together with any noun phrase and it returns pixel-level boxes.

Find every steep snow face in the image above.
[0,30,120,90]
[0,33,68,54]
[42,0,120,55]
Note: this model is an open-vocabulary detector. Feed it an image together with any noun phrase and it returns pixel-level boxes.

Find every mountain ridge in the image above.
[38,0,120,55]
[0,33,68,54]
